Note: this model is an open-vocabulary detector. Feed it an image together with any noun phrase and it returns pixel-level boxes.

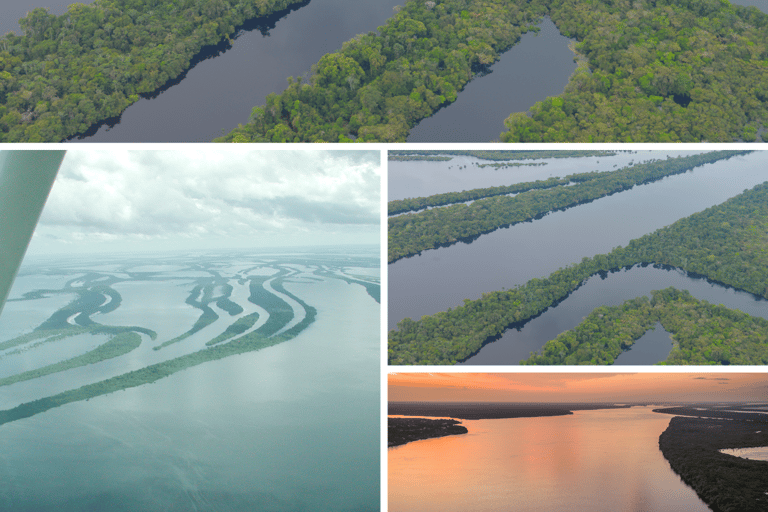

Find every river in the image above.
[406,17,576,142]
[389,406,711,512]
[388,151,768,332]
[64,0,402,142]
[0,250,380,512]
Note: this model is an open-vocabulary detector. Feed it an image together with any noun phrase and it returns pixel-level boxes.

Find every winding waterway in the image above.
[389,406,711,512]
[389,151,768,331]
[406,18,577,142]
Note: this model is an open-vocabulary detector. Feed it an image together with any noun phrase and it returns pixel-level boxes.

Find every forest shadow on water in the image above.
[406,17,577,142]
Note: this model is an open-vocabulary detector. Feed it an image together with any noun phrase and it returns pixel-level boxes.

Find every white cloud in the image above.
[32,148,380,254]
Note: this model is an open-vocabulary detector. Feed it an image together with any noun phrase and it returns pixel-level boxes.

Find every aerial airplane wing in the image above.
[0,150,66,315]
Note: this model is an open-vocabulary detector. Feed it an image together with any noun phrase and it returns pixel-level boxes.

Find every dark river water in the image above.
[62,0,402,142]
[389,151,768,357]
[406,18,577,142]
[389,406,710,512]
[7,1,765,140]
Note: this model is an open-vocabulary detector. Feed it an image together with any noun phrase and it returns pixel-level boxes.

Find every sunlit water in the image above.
[389,406,710,512]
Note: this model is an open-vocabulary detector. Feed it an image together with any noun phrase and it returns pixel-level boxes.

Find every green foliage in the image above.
[0,0,302,141]
[388,150,617,161]
[389,169,603,216]
[501,0,768,142]
[659,416,768,512]
[218,0,547,142]
[524,288,768,365]
[388,151,746,262]
[389,170,768,365]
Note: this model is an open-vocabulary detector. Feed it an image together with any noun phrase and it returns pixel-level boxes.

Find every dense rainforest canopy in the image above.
[658,415,768,512]
[5,0,765,141]
[0,0,302,142]
[388,151,747,262]
[523,287,768,365]
[389,170,768,365]
[220,0,768,142]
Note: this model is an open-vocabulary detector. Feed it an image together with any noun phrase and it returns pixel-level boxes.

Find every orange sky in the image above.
[388,373,768,403]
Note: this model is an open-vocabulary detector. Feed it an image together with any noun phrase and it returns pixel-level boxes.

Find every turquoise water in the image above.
[0,250,380,511]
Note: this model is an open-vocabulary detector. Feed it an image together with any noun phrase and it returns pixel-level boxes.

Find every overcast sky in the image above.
[23,149,380,255]
[389,373,768,403]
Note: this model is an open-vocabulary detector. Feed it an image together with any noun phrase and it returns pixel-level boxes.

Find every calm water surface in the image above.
[389,406,710,512]
[461,265,768,364]
[406,18,576,142]
[389,151,768,329]
[67,0,402,142]
[0,253,380,511]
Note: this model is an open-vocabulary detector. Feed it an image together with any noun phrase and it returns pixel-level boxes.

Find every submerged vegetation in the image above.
[389,173,768,365]
[0,254,376,427]
[388,151,747,262]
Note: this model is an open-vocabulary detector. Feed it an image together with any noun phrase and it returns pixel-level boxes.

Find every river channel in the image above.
[62,0,402,142]
[406,17,576,142]
[388,151,768,344]
[389,406,711,512]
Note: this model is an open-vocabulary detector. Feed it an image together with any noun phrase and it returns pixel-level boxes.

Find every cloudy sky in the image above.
[389,373,768,403]
[24,148,380,255]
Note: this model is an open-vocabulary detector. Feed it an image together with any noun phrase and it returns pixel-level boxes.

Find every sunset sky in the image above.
[389,373,768,403]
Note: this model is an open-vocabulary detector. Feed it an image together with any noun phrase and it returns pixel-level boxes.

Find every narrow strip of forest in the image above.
[0,0,304,142]
[388,170,604,216]
[217,0,548,142]
[523,287,768,365]
[388,150,618,161]
[388,177,768,365]
[388,151,747,263]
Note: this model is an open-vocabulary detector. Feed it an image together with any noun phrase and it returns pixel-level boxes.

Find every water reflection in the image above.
[389,407,709,512]
[406,18,577,142]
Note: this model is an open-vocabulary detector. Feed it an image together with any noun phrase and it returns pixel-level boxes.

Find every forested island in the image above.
[388,150,617,161]
[658,411,768,512]
[0,0,304,142]
[0,261,321,427]
[389,172,768,365]
[388,417,468,447]
[388,151,747,262]
[219,0,768,142]
[523,287,768,365]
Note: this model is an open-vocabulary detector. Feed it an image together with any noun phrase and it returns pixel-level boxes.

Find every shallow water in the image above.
[0,251,380,512]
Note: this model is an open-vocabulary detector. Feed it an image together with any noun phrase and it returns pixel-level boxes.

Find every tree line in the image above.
[501,0,768,142]
[388,170,605,216]
[658,415,768,512]
[523,287,768,365]
[389,174,768,365]
[220,0,768,142]
[388,151,748,262]
[0,0,302,141]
